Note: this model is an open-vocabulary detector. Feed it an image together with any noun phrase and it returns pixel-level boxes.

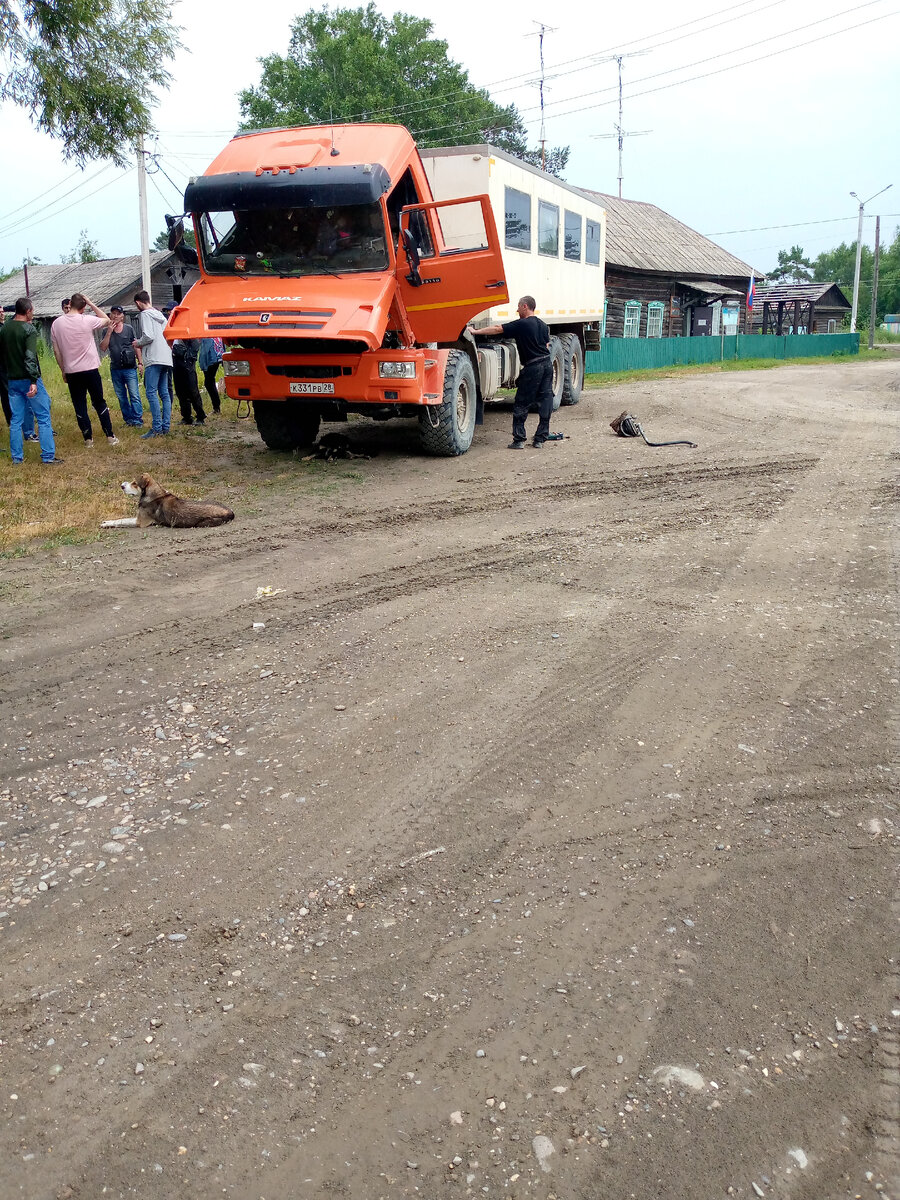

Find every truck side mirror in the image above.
[401,229,422,287]
[166,214,199,268]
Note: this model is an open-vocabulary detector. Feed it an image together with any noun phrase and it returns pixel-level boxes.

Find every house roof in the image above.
[675,279,744,299]
[753,281,851,307]
[0,252,174,319]
[579,189,757,279]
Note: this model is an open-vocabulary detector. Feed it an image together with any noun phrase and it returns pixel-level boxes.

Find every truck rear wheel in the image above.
[418,350,477,456]
[253,401,320,452]
[560,333,583,406]
[549,337,565,412]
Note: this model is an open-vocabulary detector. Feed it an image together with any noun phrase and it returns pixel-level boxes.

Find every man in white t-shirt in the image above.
[51,293,119,446]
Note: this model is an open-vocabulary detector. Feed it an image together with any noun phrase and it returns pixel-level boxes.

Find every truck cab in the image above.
[165,124,508,455]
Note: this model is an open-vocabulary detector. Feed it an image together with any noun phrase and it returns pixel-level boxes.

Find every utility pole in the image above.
[868,214,881,350]
[850,183,892,333]
[137,134,152,298]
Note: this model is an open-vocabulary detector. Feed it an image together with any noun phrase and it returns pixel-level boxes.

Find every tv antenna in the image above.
[528,22,557,171]
[591,52,650,198]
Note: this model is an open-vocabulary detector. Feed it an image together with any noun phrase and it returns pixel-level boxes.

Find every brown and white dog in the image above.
[101,473,234,529]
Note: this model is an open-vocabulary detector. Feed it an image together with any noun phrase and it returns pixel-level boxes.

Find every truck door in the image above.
[396,195,509,344]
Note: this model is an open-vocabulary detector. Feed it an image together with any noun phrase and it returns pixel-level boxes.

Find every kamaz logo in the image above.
[259,313,271,325]
[242,296,300,302]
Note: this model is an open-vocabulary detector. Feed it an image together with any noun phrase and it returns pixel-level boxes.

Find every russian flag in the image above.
[747,272,755,309]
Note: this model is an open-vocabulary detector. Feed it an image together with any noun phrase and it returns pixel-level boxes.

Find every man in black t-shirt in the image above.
[469,296,554,449]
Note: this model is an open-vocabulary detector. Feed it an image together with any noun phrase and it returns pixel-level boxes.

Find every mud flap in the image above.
[476,394,484,425]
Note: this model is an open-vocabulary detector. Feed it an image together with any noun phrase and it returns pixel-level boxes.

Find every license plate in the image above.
[290,382,335,395]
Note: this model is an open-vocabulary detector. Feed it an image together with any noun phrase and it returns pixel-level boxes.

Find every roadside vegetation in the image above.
[0,352,362,556]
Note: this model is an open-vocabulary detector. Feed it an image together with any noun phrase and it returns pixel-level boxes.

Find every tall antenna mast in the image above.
[591,52,650,198]
[530,22,557,171]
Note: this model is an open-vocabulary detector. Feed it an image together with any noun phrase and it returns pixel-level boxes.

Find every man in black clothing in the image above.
[171,338,206,425]
[469,296,553,449]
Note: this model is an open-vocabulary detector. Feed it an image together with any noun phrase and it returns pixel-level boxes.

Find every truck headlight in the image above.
[378,361,417,379]
[224,359,251,376]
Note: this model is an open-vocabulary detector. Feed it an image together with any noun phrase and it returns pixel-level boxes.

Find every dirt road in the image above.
[1,358,897,1200]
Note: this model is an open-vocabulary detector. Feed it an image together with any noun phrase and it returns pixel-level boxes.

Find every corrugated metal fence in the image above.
[585,332,859,374]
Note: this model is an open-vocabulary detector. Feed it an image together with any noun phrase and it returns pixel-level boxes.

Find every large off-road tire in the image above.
[560,333,584,406]
[418,350,477,456]
[549,336,565,412]
[253,401,320,452]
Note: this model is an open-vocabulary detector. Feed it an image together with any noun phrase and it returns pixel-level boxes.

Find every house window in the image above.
[623,301,642,338]
[564,211,582,261]
[827,318,836,333]
[505,187,531,251]
[585,219,601,265]
[646,301,664,338]
[538,201,559,256]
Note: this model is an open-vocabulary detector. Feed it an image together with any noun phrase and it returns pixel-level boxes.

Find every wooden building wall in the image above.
[604,268,749,338]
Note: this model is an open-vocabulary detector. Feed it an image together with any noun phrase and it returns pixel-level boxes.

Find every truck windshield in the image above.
[197,203,389,275]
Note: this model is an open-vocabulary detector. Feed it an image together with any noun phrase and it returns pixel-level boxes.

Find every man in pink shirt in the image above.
[51,293,119,446]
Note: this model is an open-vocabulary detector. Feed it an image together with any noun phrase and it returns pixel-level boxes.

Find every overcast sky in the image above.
[1,0,898,279]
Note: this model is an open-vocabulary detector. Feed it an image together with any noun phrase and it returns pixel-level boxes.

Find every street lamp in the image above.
[850,184,892,332]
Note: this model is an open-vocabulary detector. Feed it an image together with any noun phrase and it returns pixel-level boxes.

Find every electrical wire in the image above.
[0,163,116,238]
[709,213,900,236]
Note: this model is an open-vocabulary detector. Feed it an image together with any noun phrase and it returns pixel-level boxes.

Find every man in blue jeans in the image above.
[101,305,144,425]
[0,297,62,464]
[132,290,173,438]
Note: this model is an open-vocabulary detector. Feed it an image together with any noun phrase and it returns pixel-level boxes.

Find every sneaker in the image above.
[23,433,38,442]
[41,457,65,465]
[84,438,94,447]
[507,440,526,450]
[180,419,193,426]
[141,430,161,439]
[107,435,120,446]
[531,439,545,449]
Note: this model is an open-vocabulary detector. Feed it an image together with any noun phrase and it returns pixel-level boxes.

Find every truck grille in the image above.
[207,308,334,331]
[267,365,351,378]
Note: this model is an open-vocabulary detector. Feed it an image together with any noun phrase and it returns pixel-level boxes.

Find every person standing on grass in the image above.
[467,296,553,450]
[171,336,206,425]
[198,337,224,413]
[132,290,173,439]
[100,305,144,426]
[0,297,62,464]
[1,306,38,438]
[51,293,119,447]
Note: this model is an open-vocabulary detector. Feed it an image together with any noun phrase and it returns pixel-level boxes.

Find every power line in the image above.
[710,213,900,236]
[0,164,116,238]
[526,0,894,123]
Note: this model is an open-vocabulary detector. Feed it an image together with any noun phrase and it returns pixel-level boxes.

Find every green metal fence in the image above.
[585,332,859,374]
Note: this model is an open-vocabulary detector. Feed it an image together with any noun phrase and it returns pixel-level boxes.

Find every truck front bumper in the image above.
[223,348,449,406]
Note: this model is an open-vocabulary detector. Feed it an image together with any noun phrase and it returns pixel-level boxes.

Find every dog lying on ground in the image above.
[301,432,374,462]
[101,473,235,529]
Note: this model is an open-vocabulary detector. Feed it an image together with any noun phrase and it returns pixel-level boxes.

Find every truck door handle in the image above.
[485,280,505,288]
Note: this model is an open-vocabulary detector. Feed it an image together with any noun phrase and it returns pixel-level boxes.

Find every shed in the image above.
[750,281,851,335]
[0,252,200,343]
[579,190,757,339]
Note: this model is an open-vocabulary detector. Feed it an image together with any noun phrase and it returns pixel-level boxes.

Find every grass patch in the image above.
[0,356,363,555]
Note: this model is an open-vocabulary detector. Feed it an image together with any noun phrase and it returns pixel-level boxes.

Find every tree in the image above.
[239,4,569,176]
[61,230,103,264]
[0,0,180,165]
[154,226,196,251]
[814,227,900,327]
[769,244,813,283]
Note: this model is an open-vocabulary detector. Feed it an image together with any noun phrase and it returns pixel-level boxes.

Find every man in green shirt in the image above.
[0,297,61,464]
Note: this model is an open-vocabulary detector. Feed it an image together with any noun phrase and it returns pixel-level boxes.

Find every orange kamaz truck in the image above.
[164,123,510,455]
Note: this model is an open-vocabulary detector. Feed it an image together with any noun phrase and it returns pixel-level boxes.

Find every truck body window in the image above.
[505,187,531,251]
[538,201,559,257]
[585,219,601,265]
[197,203,389,276]
[564,211,582,261]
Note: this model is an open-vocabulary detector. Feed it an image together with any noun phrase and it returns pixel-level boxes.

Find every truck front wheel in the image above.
[560,333,583,406]
[418,350,477,456]
[253,401,320,452]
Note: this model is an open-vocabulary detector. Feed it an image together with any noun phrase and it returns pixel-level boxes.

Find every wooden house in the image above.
[579,190,756,340]
[750,281,850,335]
[0,252,200,344]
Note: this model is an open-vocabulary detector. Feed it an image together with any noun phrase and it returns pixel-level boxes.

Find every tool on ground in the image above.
[610,411,697,448]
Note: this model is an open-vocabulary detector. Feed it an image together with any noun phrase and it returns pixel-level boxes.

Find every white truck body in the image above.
[419,144,607,330]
